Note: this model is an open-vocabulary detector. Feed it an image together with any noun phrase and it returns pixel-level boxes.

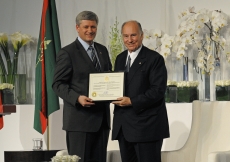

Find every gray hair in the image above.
[75,11,99,25]
[121,20,143,34]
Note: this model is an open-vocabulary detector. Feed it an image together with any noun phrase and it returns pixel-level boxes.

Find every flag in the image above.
[34,0,61,134]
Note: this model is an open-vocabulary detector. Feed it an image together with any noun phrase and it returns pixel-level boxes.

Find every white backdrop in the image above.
[1,0,230,103]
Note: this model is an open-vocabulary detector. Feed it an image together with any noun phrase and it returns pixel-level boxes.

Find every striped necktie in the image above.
[88,46,100,72]
[125,55,131,72]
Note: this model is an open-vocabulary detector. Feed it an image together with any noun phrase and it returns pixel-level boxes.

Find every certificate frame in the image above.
[88,72,124,101]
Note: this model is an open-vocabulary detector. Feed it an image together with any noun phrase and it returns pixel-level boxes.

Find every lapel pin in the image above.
[139,62,142,64]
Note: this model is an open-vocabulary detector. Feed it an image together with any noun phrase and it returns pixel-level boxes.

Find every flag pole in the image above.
[47,117,50,150]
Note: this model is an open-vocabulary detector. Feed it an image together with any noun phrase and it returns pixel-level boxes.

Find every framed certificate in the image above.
[88,72,124,101]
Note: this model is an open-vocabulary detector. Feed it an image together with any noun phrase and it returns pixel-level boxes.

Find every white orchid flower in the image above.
[143,29,151,39]
[189,6,195,13]
[180,9,190,17]
[197,55,204,63]
[147,43,156,51]
[198,50,205,57]
[197,14,209,24]
[169,36,175,43]
[161,34,174,44]
[178,42,187,51]
[195,21,205,29]
[207,54,214,62]
[160,47,170,58]
[182,35,193,45]
[156,38,162,47]
[162,40,172,49]
[197,62,205,69]
[205,44,212,52]
[180,21,188,28]
[172,41,180,53]
[195,41,202,49]
[212,24,220,32]
[174,36,182,43]
[227,56,230,63]
[206,64,215,73]
[211,18,226,31]
[211,11,221,20]
[219,36,226,47]
[176,49,185,58]
[198,8,209,14]
[142,38,151,47]
[186,23,196,32]
[211,33,219,42]
[160,34,169,42]
[149,29,162,38]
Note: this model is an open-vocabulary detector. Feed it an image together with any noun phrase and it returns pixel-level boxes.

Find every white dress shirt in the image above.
[126,45,142,67]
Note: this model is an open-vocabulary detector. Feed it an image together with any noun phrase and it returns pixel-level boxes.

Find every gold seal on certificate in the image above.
[88,72,124,101]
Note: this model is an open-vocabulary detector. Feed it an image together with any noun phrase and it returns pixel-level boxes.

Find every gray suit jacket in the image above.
[52,39,112,132]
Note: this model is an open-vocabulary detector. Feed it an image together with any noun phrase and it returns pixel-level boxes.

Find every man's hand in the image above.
[78,95,95,107]
[112,96,132,107]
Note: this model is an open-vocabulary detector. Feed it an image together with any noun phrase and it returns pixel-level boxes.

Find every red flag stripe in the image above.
[40,0,49,134]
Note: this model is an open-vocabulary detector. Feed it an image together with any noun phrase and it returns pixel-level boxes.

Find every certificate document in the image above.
[88,72,124,101]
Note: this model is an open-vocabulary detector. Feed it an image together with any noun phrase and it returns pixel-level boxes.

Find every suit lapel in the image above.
[75,39,97,72]
[94,44,104,71]
[118,52,128,71]
[127,47,146,85]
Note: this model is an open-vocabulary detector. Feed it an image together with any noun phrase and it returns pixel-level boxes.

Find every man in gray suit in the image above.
[112,20,169,162]
[52,11,112,162]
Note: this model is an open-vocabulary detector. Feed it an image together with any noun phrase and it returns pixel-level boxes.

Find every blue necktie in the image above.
[88,46,100,72]
[125,55,131,72]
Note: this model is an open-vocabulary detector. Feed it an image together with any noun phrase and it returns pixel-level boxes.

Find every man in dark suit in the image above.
[112,20,169,162]
[52,11,112,162]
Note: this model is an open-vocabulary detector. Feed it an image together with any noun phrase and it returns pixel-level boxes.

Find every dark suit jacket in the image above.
[52,39,112,132]
[112,46,169,142]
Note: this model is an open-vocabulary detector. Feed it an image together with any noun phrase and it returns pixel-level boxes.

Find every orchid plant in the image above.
[108,17,123,70]
[143,29,174,60]
[0,32,32,84]
[173,7,230,75]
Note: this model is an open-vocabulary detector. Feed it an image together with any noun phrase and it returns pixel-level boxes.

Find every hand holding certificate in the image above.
[88,72,124,101]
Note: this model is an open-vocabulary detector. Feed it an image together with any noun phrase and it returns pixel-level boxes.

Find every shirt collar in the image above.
[127,45,142,59]
[77,37,94,51]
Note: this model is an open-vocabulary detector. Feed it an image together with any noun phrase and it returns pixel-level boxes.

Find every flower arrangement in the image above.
[173,7,230,75]
[143,29,174,60]
[215,80,230,86]
[0,83,14,90]
[165,80,177,103]
[177,81,199,87]
[51,155,81,162]
[0,32,32,84]
[167,80,177,86]
[108,17,123,70]
[0,83,14,104]
[177,81,199,102]
[215,80,230,101]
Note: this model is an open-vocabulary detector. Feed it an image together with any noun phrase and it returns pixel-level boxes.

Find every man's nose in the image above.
[127,36,132,42]
[88,27,93,32]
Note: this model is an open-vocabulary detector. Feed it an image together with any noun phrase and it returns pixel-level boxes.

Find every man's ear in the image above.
[76,25,79,32]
